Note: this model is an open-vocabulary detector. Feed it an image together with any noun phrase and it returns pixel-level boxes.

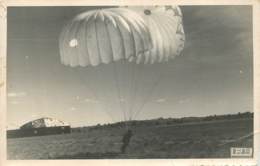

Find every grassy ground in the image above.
[7,118,253,159]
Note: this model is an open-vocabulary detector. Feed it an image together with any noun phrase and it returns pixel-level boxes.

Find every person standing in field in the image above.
[121,129,133,153]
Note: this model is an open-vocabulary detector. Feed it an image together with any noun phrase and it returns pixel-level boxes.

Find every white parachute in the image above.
[59,6,185,124]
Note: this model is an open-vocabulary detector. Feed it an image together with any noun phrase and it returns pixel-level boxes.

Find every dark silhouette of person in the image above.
[121,129,133,153]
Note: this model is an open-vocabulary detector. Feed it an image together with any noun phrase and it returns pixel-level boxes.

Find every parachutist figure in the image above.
[121,129,133,153]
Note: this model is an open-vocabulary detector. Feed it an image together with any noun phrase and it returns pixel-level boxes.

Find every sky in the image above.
[6,6,253,129]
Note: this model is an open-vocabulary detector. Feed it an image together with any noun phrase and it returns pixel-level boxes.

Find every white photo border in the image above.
[0,0,259,166]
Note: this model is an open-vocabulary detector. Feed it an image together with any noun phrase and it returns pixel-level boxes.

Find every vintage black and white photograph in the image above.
[5,5,254,159]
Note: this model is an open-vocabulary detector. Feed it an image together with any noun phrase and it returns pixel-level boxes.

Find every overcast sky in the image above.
[7,6,253,129]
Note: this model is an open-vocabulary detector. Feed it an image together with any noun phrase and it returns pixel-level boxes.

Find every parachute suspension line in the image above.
[114,62,128,122]
[125,62,132,121]
[128,62,143,121]
[129,63,138,121]
[130,62,147,120]
[133,65,162,119]
[112,61,128,128]
[116,24,129,124]
[132,63,166,120]
[76,68,116,123]
[127,61,137,121]
[121,59,130,122]
[95,67,117,123]
[128,62,144,121]
[121,62,130,129]
[132,75,162,119]
[126,60,134,121]
[117,59,133,125]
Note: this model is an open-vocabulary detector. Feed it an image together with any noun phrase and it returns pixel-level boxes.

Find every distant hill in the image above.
[72,112,253,133]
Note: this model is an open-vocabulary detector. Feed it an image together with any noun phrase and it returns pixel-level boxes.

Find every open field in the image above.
[7,118,253,159]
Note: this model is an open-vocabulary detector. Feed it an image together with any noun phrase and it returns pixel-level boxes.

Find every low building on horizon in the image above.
[7,117,71,138]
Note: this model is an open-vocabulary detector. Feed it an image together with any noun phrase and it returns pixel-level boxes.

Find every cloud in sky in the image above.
[70,107,77,111]
[75,96,80,100]
[178,98,190,104]
[83,98,99,104]
[156,98,166,103]
[8,92,27,97]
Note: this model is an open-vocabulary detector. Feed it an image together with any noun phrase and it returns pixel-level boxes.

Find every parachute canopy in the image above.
[59,8,152,67]
[59,6,185,66]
